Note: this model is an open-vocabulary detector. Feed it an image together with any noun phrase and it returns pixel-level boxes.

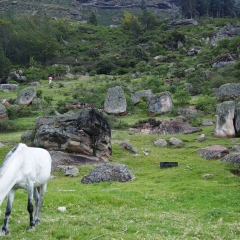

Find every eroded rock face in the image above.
[33,108,111,161]
[16,88,36,106]
[211,22,240,47]
[198,145,229,160]
[148,91,174,114]
[217,83,240,101]
[81,163,134,184]
[104,86,126,115]
[213,101,235,138]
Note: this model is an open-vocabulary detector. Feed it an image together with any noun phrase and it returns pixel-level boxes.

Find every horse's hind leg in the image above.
[0,189,16,235]
[27,186,35,230]
[34,183,47,225]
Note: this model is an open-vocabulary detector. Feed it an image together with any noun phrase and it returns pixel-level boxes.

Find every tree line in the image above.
[179,0,237,18]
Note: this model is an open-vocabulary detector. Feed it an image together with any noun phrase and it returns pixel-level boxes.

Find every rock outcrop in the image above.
[217,83,240,101]
[104,86,126,115]
[0,103,8,120]
[213,101,235,138]
[211,22,240,47]
[16,88,37,106]
[148,91,174,115]
[33,108,112,161]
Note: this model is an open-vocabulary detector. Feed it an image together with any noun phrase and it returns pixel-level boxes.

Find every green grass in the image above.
[0,77,240,239]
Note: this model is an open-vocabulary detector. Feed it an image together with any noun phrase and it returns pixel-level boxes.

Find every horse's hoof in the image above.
[28,226,35,231]
[0,230,8,236]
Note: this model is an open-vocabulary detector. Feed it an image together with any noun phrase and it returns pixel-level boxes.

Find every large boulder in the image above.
[235,102,240,137]
[211,22,240,47]
[212,101,235,138]
[131,90,154,105]
[104,86,127,115]
[217,83,240,101]
[198,145,229,160]
[0,103,8,120]
[33,108,112,161]
[211,53,236,68]
[16,88,37,106]
[148,91,174,114]
[177,108,198,119]
[49,150,105,172]
[81,163,134,184]
[0,84,18,92]
[7,70,26,83]
[220,153,240,168]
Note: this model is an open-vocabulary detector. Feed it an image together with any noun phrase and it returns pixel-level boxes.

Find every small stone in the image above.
[58,207,66,212]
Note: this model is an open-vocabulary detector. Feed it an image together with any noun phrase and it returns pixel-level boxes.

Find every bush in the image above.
[195,95,217,115]
[174,87,191,106]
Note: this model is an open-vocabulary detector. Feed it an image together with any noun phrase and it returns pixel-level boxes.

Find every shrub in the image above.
[195,95,217,115]
[174,87,191,106]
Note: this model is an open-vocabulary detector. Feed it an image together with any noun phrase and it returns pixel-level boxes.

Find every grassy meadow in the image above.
[0,77,240,239]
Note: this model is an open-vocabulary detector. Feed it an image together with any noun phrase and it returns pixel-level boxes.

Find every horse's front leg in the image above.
[27,186,35,230]
[0,189,16,236]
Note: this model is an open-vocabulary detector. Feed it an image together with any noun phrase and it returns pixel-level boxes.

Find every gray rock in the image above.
[131,90,154,105]
[0,84,18,91]
[81,163,134,184]
[104,86,127,115]
[197,134,206,142]
[235,102,240,137]
[16,88,37,106]
[211,22,240,47]
[198,145,229,160]
[212,101,235,138]
[21,130,33,142]
[119,140,138,154]
[202,119,214,126]
[177,108,198,119]
[217,83,240,101]
[220,153,240,168]
[61,166,79,177]
[33,108,112,161]
[212,53,236,68]
[7,70,26,83]
[154,139,167,147]
[169,137,182,146]
[148,91,174,114]
[49,150,105,172]
[232,145,240,152]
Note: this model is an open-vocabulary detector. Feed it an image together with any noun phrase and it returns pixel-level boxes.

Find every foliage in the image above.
[121,11,142,36]
[195,95,217,114]
[174,87,191,106]
[88,12,97,26]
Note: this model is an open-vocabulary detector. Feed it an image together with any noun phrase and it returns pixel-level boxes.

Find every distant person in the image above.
[48,76,53,84]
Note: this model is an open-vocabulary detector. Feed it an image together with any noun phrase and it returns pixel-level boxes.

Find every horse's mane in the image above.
[0,144,20,174]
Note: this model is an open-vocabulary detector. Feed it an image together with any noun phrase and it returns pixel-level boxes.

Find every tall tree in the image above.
[88,12,97,26]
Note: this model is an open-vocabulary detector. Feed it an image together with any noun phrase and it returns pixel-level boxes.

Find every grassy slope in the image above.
[0,78,240,239]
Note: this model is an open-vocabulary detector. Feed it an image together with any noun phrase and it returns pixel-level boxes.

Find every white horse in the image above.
[0,143,52,235]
